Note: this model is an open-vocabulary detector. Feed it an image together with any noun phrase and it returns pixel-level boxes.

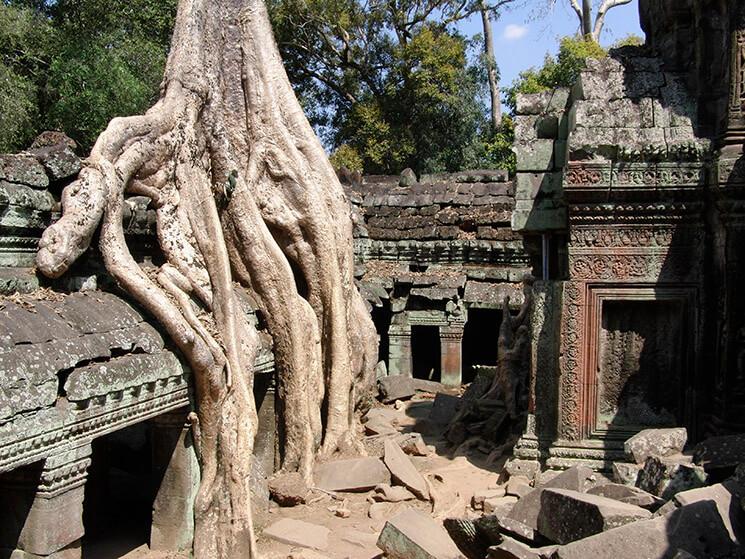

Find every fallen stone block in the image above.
[413,378,450,394]
[498,516,538,543]
[288,550,331,559]
[396,432,429,456]
[484,496,518,514]
[314,457,390,492]
[536,488,651,544]
[377,508,464,559]
[612,461,642,486]
[429,393,462,424]
[379,375,416,403]
[384,438,429,500]
[587,482,664,511]
[373,483,416,502]
[365,416,398,436]
[552,500,737,559]
[443,517,490,559]
[268,472,308,506]
[364,407,403,425]
[508,466,597,530]
[503,460,542,483]
[672,481,745,543]
[488,536,557,559]
[636,455,707,499]
[263,518,330,551]
[693,433,745,475]
[506,476,532,498]
[473,488,507,510]
[624,428,687,464]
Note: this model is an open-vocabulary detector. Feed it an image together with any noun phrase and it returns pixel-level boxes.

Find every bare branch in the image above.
[593,0,633,41]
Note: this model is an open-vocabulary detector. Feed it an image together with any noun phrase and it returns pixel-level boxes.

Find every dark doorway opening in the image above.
[82,422,155,558]
[371,300,392,367]
[411,325,441,382]
[462,308,503,383]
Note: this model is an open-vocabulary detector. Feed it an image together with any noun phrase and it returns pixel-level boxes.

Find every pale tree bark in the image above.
[480,3,502,130]
[36,0,378,556]
[565,0,632,42]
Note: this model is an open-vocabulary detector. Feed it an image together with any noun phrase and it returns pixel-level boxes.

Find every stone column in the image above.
[0,444,92,558]
[387,323,412,377]
[150,408,199,553]
[439,325,464,387]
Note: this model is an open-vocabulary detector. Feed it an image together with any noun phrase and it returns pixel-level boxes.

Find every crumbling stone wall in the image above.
[344,170,532,387]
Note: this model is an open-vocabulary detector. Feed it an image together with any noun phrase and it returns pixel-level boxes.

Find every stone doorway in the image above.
[462,308,502,383]
[411,325,441,382]
[82,422,155,558]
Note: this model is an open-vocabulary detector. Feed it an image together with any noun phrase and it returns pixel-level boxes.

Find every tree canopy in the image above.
[0,0,176,151]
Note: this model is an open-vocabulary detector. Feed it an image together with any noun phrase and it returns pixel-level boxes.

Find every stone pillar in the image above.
[0,444,92,558]
[439,325,464,387]
[387,323,412,377]
[150,408,199,553]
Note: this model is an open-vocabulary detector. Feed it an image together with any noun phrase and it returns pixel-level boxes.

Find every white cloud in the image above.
[503,24,529,41]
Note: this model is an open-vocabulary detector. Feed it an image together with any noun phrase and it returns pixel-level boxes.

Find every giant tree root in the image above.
[36,0,378,555]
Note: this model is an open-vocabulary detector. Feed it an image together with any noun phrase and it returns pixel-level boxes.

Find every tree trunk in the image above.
[582,0,592,38]
[480,5,501,130]
[36,0,379,556]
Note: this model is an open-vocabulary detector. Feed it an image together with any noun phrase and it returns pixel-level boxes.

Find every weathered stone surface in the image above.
[612,462,642,486]
[515,140,555,172]
[506,476,532,498]
[268,472,308,506]
[412,378,449,394]
[516,92,553,116]
[64,352,183,401]
[508,466,597,530]
[378,375,416,403]
[636,455,707,500]
[484,496,518,514]
[537,488,651,544]
[373,483,416,502]
[0,181,55,212]
[553,500,738,559]
[624,428,688,464]
[693,434,745,474]
[586,483,663,511]
[376,508,464,559]
[30,144,81,181]
[487,536,557,559]
[384,438,429,500]
[364,416,398,436]
[396,432,429,456]
[0,154,49,188]
[498,516,538,543]
[472,488,507,510]
[263,518,330,551]
[314,457,390,492]
[400,168,418,187]
[672,481,745,543]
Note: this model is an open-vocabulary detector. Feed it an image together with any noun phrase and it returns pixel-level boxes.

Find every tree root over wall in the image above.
[36,0,378,555]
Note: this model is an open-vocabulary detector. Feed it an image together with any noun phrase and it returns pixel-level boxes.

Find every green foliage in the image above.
[505,36,607,113]
[612,33,644,48]
[0,62,37,151]
[46,34,166,148]
[482,115,515,174]
[329,144,363,172]
[269,0,505,174]
[0,0,176,151]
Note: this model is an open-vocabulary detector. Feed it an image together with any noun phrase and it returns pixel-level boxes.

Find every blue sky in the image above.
[458,0,644,92]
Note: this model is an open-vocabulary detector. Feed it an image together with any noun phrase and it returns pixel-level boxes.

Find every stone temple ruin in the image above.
[3,1,745,558]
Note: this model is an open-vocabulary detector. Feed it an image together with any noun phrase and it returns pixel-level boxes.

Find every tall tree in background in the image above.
[269,0,518,174]
[550,0,633,42]
[480,0,501,129]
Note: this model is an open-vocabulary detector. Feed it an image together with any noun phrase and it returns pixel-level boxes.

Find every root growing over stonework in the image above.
[36,0,378,555]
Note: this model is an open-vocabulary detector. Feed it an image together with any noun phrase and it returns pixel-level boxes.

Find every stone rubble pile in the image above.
[261,416,745,559]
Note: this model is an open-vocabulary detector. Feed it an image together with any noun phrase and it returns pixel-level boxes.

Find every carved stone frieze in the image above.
[559,281,584,441]
[568,250,700,282]
[564,162,706,189]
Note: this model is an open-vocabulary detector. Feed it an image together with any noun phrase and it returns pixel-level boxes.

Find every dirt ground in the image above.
[120,393,505,559]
